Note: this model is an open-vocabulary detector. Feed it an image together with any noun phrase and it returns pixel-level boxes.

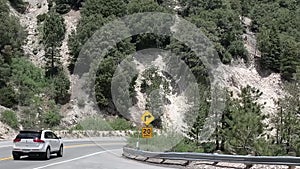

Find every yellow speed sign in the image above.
[142,127,153,138]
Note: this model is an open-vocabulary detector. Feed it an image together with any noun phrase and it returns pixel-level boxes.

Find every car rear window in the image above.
[16,131,41,139]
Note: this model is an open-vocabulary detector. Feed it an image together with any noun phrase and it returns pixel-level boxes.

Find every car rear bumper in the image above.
[12,147,46,154]
[12,151,44,157]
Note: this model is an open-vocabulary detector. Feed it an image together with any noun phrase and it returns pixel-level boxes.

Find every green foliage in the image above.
[128,131,183,151]
[42,11,66,76]
[0,86,17,108]
[0,56,11,87]
[42,111,62,127]
[108,118,134,130]
[49,70,71,104]
[247,0,300,80]
[10,58,47,106]
[8,0,29,14]
[20,109,36,129]
[221,86,267,155]
[67,0,118,71]
[55,4,71,14]
[81,0,127,18]
[127,0,166,14]
[0,2,25,55]
[187,110,208,143]
[0,110,19,129]
[258,26,281,72]
[78,116,112,130]
[279,36,300,80]
[71,123,84,130]
[54,0,83,10]
[41,100,62,128]
[19,98,62,129]
[42,12,66,46]
[94,40,135,110]
[37,13,48,24]
[95,58,118,108]
[172,139,204,153]
[187,86,271,155]
[179,0,246,63]
[272,80,300,155]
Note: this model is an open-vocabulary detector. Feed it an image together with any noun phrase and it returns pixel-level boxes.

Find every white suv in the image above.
[12,130,63,160]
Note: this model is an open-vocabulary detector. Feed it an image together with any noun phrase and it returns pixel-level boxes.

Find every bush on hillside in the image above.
[0,110,19,129]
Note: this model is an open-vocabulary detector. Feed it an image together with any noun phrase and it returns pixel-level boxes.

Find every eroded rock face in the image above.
[9,0,49,68]
[9,0,80,70]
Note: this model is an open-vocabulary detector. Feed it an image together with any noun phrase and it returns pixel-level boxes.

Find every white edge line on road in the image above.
[32,148,122,169]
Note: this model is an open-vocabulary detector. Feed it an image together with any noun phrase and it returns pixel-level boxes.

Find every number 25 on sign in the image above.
[142,127,153,138]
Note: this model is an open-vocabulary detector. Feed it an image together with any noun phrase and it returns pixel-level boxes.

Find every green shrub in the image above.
[8,0,28,14]
[56,4,71,14]
[51,71,71,105]
[20,109,36,129]
[71,123,84,130]
[0,86,18,108]
[42,111,62,127]
[37,13,48,23]
[108,118,133,130]
[79,116,112,131]
[200,142,216,153]
[0,110,19,129]
[172,139,204,153]
[128,131,183,152]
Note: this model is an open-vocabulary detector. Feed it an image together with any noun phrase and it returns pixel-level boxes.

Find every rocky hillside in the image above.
[224,16,283,116]
[1,0,298,146]
[2,0,283,133]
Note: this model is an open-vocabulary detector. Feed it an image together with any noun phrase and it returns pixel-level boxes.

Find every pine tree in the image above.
[222,86,267,155]
[43,11,66,77]
[258,26,282,72]
[185,85,210,144]
[280,38,299,81]
[273,72,300,155]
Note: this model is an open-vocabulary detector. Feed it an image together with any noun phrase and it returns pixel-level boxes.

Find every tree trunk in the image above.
[51,45,54,77]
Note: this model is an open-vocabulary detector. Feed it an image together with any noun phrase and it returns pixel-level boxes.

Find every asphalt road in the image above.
[0,137,175,169]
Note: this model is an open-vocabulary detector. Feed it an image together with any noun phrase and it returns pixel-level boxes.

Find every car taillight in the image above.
[13,138,21,142]
[33,138,45,143]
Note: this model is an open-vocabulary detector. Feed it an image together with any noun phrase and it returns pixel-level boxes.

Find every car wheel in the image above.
[57,145,63,157]
[44,147,51,160]
[13,154,20,160]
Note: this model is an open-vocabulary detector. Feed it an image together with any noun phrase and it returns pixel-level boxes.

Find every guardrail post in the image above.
[144,157,149,161]
[212,150,221,165]
[287,152,296,169]
[245,164,253,169]
[212,162,218,165]
[244,152,255,169]
[288,165,295,169]
[183,161,190,166]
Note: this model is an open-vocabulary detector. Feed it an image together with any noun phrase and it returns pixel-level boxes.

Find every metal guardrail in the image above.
[123,147,300,167]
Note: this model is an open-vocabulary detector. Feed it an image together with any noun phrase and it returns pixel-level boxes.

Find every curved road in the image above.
[0,137,174,169]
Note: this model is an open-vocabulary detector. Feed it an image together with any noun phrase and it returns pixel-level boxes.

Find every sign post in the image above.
[136,126,140,149]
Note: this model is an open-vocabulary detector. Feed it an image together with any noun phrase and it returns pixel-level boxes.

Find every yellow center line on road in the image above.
[0,142,125,161]
[0,156,13,161]
[64,142,125,149]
